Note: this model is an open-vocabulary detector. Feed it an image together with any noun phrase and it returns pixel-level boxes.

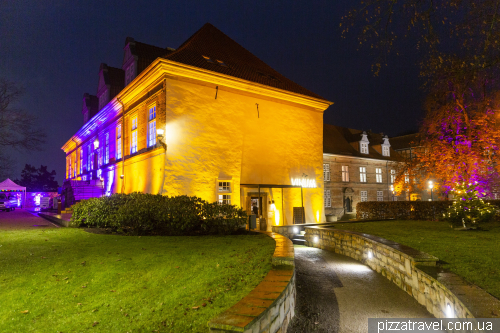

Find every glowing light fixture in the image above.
[367,250,373,259]
[293,227,299,234]
[446,303,454,318]
[93,138,99,149]
[156,128,164,137]
[313,236,319,243]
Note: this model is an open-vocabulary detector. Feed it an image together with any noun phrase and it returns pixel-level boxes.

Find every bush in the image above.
[356,200,500,221]
[71,193,247,235]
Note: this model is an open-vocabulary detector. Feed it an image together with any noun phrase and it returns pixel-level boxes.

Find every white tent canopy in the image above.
[0,178,26,208]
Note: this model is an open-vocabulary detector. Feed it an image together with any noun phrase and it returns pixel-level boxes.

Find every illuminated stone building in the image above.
[322,124,403,219]
[62,23,332,227]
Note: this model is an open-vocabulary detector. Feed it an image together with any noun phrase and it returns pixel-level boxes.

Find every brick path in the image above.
[0,209,56,230]
[287,246,432,333]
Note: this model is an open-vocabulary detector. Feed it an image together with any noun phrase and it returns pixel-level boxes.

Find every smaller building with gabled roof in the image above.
[322,124,404,219]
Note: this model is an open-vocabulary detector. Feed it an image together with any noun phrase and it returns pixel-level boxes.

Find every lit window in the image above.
[359,167,367,183]
[390,170,396,184]
[68,157,72,179]
[148,106,156,147]
[360,142,369,154]
[218,182,230,192]
[131,117,138,154]
[376,168,382,183]
[324,190,331,207]
[88,145,92,171]
[342,165,349,182]
[360,191,368,202]
[323,164,330,181]
[116,124,122,159]
[79,148,83,175]
[382,146,390,156]
[218,194,231,205]
[405,172,409,183]
[105,133,109,164]
[377,191,383,201]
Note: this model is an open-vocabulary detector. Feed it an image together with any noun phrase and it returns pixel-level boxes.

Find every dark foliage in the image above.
[356,200,500,221]
[71,193,248,235]
[15,164,59,191]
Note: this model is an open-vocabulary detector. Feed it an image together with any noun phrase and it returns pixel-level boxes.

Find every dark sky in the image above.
[0,0,424,184]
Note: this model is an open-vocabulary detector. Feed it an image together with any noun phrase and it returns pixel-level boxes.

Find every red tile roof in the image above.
[164,23,325,100]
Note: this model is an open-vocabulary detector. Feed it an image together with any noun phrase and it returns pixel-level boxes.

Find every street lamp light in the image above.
[428,181,434,201]
[156,128,167,150]
[390,185,395,201]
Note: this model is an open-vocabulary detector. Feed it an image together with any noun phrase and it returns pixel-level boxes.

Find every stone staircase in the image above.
[291,230,307,245]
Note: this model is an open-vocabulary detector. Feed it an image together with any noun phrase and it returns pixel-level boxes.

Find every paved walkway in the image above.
[0,209,56,230]
[288,246,432,333]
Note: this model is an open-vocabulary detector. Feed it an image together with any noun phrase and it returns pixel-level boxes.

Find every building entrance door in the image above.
[250,197,262,217]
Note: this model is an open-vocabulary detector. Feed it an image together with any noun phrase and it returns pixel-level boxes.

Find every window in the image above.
[218,181,230,192]
[87,145,92,171]
[390,170,396,184]
[376,168,382,183]
[79,148,83,175]
[216,59,228,67]
[404,172,409,183]
[218,194,231,205]
[116,124,122,159]
[98,146,102,167]
[359,167,367,182]
[377,191,383,201]
[323,164,330,181]
[105,133,109,164]
[324,190,331,207]
[342,165,349,182]
[98,92,107,110]
[360,191,368,202]
[382,146,390,156]
[131,117,138,154]
[360,142,369,154]
[202,55,214,63]
[148,106,156,147]
[125,63,135,85]
[68,157,72,179]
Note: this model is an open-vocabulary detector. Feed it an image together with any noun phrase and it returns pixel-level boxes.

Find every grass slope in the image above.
[332,220,500,299]
[0,229,275,332]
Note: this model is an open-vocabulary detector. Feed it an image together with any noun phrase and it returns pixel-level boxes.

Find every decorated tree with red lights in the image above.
[343,0,500,195]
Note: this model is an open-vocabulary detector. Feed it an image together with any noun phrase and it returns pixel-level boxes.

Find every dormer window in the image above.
[359,131,370,154]
[98,91,107,110]
[202,55,215,63]
[216,59,228,67]
[382,135,391,157]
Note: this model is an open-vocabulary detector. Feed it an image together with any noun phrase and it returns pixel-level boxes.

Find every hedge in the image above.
[71,193,247,235]
[356,200,500,221]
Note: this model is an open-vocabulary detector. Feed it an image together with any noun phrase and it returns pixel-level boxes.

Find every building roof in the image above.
[389,133,421,150]
[105,66,125,89]
[164,23,325,100]
[323,124,401,161]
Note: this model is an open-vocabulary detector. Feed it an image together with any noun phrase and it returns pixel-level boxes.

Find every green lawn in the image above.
[0,228,275,332]
[331,220,500,299]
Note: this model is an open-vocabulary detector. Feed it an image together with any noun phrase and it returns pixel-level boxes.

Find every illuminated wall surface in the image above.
[62,26,331,225]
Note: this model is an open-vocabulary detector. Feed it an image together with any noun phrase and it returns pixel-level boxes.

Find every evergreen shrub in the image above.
[70,193,247,235]
[356,200,500,221]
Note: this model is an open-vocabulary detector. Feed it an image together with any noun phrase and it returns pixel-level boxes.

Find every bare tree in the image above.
[0,79,46,150]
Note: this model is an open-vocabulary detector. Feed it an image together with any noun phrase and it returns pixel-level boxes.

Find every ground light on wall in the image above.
[446,303,454,318]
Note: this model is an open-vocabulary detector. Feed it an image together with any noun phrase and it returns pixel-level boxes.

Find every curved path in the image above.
[287,246,432,333]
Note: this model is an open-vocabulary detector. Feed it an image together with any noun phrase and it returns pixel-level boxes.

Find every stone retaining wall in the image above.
[304,227,500,319]
[208,232,295,333]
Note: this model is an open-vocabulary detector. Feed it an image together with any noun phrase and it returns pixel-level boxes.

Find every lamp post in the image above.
[156,129,167,150]
[428,181,434,201]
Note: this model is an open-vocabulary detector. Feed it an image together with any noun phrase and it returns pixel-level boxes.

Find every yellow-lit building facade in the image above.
[62,24,332,227]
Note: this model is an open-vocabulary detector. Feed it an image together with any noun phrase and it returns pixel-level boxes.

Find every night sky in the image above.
[1,0,424,184]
